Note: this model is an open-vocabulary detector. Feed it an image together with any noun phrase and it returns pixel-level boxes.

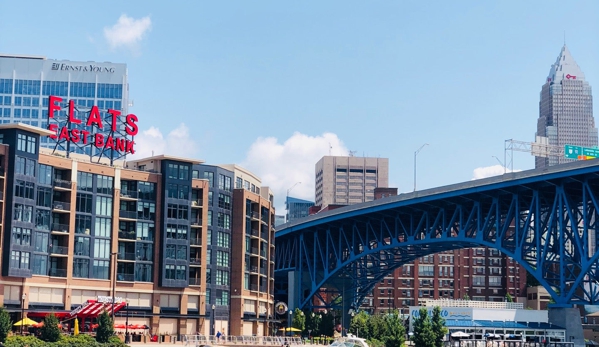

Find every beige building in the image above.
[315,156,389,208]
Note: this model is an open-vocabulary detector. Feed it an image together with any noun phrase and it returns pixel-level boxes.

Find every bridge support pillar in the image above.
[548,307,584,347]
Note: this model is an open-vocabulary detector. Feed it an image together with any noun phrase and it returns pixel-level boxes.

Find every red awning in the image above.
[74,300,126,318]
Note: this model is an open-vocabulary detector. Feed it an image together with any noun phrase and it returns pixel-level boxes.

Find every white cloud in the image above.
[104,14,152,51]
[129,123,197,159]
[472,165,521,180]
[242,132,349,211]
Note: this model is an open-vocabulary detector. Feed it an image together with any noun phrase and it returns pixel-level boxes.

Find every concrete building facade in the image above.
[315,156,388,208]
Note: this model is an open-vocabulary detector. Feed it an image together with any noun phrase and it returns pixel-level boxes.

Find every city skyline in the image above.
[0,1,597,211]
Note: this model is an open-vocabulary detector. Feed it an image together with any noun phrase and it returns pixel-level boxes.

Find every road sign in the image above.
[565,145,599,160]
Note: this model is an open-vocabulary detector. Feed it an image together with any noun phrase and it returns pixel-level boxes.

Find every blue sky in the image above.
[1,1,598,210]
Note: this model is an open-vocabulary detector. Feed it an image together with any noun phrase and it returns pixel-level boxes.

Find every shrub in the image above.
[40,313,61,342]
[0,307,12,342]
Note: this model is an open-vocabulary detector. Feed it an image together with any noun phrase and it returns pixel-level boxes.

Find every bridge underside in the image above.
[275,161,599,310]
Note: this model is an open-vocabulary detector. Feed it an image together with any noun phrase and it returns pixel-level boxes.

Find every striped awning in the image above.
[70,300,126,319]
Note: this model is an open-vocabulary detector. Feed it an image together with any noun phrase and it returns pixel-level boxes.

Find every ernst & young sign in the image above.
[47,95,138,155]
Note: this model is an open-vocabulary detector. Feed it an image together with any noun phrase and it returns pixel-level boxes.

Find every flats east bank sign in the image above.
[46,95,138,154]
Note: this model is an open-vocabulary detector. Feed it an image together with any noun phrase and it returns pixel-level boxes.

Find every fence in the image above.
[183,335,304,346]
[442,341,574,347]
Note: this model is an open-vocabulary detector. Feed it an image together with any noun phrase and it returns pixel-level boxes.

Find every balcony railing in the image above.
[49,268,67,277]
[251,211,259,219]
[0,191,3,201]
[260,250,267,257]
[250,247,259,255]
[118,252,136,261]
[118,231,137,240]
[120,191,138,199]
[117,273,135,282]
[260,286,267,292]
[260,267,267,275]
[53,179,72,189]
[191,219,202,227]
[191,199,203,207]
[119,210,137,219]
[52,201,71,211]
[250,284,258,291]
[250,229,259,237]
[189,278,201,286]
[190,238,202,246]
[261,231,268,240]
[250,266,258,273]
[51,223,69,233]
[190,258,202,265]
[49,245,68,255]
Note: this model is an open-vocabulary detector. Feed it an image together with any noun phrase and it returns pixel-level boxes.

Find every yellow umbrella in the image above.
[279,327,302,332]
[74,318,79,336]
[14,317,38,327]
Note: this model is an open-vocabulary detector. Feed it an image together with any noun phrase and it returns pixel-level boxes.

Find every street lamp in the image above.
[286,182,301,223]
[414,143,429,192]
[211,304,216,336]
[492,156,506,174]
[111,252,118,319]
[288,310,293,336]
[125,299,130,343]
[21,293,26,335]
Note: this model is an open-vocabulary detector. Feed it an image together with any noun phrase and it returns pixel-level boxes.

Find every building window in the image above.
[74,236,91,256]
[204,172,214,187]
[77,172,94,192]
[75,215,92,234]
[217,232,230,248]
[73,259,89,278]
[32,255,48,275]
[38,164,52,185]
[96,175,113,195]
[76,193,93,213]
[33,232,48,252]
[10,251,30,269]
[218,194,231,210]
[94,239,110,259]
[135,263,152,282]
[92,260,109,279]
[14,204,33,223]
[136,222,154,241]
[165,265,175,279]
[36,187,52,208]
[137,202,155,220]
[12,227,32,246]
[15,180,34,200]
[216,251,229,267]
[15,156,35,176]
[216,270,229,285]
[17,134,36,154]
[138,182,156,200]
[95,217,111,237]
[95,196,113,216]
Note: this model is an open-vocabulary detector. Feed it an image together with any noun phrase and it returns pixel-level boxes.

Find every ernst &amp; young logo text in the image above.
[51,63,115,73]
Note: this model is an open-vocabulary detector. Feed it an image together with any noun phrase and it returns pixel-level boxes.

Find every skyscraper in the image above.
[535,45,596,168]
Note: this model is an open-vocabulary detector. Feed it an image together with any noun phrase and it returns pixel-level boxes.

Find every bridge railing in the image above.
[183,335,304,346]
[442,341,574,347]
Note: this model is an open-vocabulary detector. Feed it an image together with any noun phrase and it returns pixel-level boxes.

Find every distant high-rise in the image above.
[315,156,388,208]
[285,196,314,223]
[536,45,596,168]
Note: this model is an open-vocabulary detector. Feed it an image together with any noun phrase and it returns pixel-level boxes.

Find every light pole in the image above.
[125,300,130,343]
[288,310,293,336]
[211,304,216,336]
[286,182,301,223]
[111,252,118,319]
[413,143,429,192]
[21,293,26,335]
[492,156,506,174]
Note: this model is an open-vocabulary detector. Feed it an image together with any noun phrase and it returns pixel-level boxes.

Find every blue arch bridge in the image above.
[275,160,599,318]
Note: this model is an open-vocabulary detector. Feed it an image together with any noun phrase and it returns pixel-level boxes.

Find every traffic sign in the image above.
[565,144,599,160]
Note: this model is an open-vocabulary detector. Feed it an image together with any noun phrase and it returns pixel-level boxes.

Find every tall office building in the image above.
[535,45,596,168]
[315,156,388,208]
[0,55,129,158]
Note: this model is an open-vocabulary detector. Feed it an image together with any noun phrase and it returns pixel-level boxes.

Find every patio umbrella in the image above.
[14,317,38,327]
[32,321,62,328]
[114,324,126,329]
[451,332,471,338]
[279,327,302,332]
[74,319,79,336]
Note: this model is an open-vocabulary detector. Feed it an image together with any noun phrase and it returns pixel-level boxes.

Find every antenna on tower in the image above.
[349,150,357,157]
[329,143,332,156]
[564,31,566,45]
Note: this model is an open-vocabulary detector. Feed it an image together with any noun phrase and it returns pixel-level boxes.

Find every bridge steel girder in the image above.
[275,161,599,311]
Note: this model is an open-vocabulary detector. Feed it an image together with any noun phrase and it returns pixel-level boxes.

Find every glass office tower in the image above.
[536,45,596,168]
[0,54,128,157]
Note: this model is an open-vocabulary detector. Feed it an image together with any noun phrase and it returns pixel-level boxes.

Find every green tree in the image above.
[367,314,386,340]
[0,307,11,343]
[349,311,370,338]
[39,313,61,342]
[292,308,306,332]
[462,294,470,300]
[505,293,514,303]
[305,310,322,336]
[431,307,448,347]
[413,308,435,347]
[383,311,406,347]
[95,310,114,343]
